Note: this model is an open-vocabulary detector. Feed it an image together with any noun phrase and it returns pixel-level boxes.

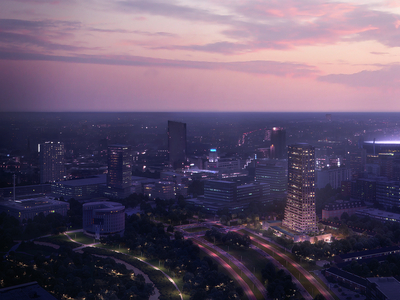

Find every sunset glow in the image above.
[1,0,400,112]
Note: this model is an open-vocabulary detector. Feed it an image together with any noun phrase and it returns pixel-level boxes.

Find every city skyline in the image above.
[1,1,400,112]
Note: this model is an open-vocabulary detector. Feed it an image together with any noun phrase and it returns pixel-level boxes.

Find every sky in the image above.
[1,0,400,112]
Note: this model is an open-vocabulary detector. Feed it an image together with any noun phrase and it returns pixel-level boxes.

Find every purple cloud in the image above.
[0,50,318,77]
[318,64,400,88]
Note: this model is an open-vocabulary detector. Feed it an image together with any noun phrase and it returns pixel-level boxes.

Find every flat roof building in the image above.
[51,174,106,200]
[0,197,69,222]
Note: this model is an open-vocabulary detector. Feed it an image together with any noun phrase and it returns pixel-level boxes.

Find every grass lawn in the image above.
[195,239,264,300]
[217,243,265,283]
[94,243,130,254]
[66,231,97,245]
[183,227,209,233]
[37,234,80,248]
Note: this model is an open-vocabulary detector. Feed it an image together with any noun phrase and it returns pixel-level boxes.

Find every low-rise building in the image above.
[51,175,106,200]
[83,201,125,238]
[356,208,400,223]
[0,197,69,222]
[334,246,400,263]
[324,267,368,293]
[367,277,400,300]
[321,200,365,220]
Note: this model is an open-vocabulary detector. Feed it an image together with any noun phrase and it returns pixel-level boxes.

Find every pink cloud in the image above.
[116,0,400,54]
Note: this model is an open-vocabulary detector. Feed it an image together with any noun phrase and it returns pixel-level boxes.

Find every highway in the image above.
[242,231,335,300]
[195,237,267,299]
[193,239,257,300]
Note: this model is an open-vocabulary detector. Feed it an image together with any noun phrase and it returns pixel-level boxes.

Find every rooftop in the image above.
[326,267,368,287]
[54,174,106,186]
[367,277,400,300]
[0,197,68,210]
[338,245,400,260]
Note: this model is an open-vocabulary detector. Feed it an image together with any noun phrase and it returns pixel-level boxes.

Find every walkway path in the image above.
[64,231,183,300]
[91,254,161,300]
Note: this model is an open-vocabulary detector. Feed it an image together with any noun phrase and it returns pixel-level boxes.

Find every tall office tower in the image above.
[270,127,286,159]
[168,121,187,168]
[107,145,132,198]
[39,141,66,183]
[255,159,287,200]
[282,144,317,234]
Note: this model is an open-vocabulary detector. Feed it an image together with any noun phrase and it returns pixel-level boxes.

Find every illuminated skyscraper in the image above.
[39,141,66,183]
[168,121,187,168]
[107,145,132,198]
[282,144,317,234]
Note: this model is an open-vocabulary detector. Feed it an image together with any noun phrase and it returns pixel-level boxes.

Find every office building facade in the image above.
[283,144,318,233]
[203,180,269,213]
[270,127,286,159]
[106,145,132,198]
[39,141,66,183]
[168,121,187,168]
[83,201,125,238]
[255,159,287,199]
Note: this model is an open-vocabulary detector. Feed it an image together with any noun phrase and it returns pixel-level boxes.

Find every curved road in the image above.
[193,239,257,300]
[64,232,183,300]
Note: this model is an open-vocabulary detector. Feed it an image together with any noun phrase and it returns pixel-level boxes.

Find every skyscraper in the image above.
[270,127,286,159]
[39,141,66,183]
[107,145,132,198]
[168,121,187,168]
[282,144,317,234]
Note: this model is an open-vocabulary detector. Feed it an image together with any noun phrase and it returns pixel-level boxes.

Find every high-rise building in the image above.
[282,144,317,233]
[168,121,187,168]
[106,145,132,198]
[270,127,286,159]
[39,141,66,183]
[255,159,287,200]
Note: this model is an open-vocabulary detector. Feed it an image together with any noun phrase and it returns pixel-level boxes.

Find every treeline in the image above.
[292,233,393,261]
[1,243,154,300]
[0,211,69,251]
[205,228,251,248]
[262,261,298,300]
